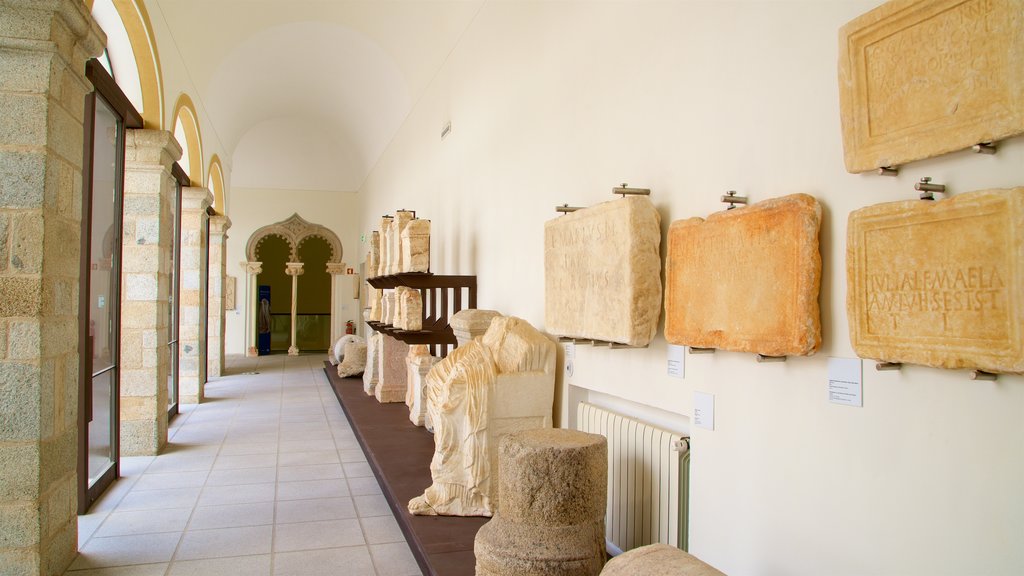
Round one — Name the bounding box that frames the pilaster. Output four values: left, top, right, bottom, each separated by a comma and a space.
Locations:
0, 1, 104, 574
177, 187, 212, 404
120, 129, 181, 455
206, 215, 230, 379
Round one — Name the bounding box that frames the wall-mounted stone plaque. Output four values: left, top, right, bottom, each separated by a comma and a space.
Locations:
544, 196, 662, 347
848, 187, 1024, 373
665, 194, 822, 357
838, 0, 1024, 173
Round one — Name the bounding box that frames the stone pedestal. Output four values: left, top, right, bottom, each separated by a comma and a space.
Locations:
402, 218, 431, 273
599, 544, 726, 576
178, 187, 212, 404
375, 334, 410, 403
475, 429, 607, 576
206, 215, 231, 379
120, 129, 182, 456
363, 332, 382, 395
450, 309, 502, 347
405, 346, 439, 427
0, 2, 103, 573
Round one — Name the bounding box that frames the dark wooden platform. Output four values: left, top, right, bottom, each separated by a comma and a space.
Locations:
323, 363, 487, 576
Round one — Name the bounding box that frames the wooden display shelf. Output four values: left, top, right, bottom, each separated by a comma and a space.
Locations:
365, 273, 477, 358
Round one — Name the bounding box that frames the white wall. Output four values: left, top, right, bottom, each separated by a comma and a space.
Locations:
223, 187, 361, 355
357, 2, 1024, 575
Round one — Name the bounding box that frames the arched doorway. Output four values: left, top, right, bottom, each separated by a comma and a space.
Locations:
242, 214, 346, 356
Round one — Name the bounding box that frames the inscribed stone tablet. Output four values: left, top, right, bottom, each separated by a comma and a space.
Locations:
847, 188, 1024, 373
544, 196, 661, 347
838, 0, 1024, 173
664, 194, 822, 357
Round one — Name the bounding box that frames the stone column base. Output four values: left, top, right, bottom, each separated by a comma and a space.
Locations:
288, 346, 300, 356
247, 346, 259, 357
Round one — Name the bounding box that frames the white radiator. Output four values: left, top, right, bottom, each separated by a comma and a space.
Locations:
576, 402, 690, 552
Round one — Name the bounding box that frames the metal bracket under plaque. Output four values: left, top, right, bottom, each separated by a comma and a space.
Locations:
721, 190, 748, 210
613, 183, 651, 197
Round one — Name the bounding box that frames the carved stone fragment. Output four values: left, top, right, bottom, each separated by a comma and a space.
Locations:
337, 342, 368, 378
390, 210, 414, 275
544, 196, 662, 347
402, 218, 431, 273
847, 187, 1024, 373
396, 286, 423, 331
600, 544, 726, 576
368, 231, 380, 278
474, 429, 607, 576
665, 194, 822, 357
368, 288, 383, 322
409, 316, 556, 517
363, 332, 382, 395
378, 216, 393, 277
381, 292, 396, 326
406, 345, 439, 427
376, 334, 411, 403
838, 0, 1024, 173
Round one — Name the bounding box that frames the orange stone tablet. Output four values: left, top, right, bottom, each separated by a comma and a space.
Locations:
847, 188, 1024, 373
838, 0, 1024, 173
544, 196, 662, 347
664, 194, 822, 357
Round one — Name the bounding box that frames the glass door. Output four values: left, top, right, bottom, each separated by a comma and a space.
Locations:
79, 91, 124, 513
167, 176, 182, 418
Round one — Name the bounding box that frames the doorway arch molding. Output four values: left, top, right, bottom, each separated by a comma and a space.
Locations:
246, 213, 343, 263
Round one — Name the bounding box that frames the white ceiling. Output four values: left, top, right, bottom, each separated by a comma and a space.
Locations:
150, 0, 483, 192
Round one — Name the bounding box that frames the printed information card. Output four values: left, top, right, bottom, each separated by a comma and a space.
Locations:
828, 357, 863, 407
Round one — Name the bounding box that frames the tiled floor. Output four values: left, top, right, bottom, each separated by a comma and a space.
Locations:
66, 354, 422, 576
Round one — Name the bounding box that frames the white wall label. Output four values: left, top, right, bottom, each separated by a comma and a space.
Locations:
667, 344, 685, 379
828, 357, 863, 407
563, 341, 575, 379
694, 391, 714, 430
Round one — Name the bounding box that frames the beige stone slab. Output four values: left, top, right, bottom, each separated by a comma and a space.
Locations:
544, 196, 661, 347
847, 187, 1024, 373
838, 0, 1024, 173
665, 194, 822, 357
401, 218, 430, 273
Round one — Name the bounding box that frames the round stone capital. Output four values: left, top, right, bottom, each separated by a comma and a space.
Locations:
285, 262, 305, 276
326, 263, 349, 275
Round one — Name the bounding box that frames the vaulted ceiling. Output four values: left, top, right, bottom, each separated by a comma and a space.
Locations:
149, 0, 483, 192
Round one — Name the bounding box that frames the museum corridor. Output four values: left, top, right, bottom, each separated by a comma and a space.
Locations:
65, 354, 418, 576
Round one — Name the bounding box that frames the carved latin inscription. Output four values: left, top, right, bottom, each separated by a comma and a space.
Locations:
544, 196, 662, 347
838, 0, 1024, 173
847, 188, 1024, 373
664, 194, 822, 356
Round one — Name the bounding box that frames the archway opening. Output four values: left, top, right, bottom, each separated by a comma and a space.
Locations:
254, 235, 290, 353
297, 236, 333, 351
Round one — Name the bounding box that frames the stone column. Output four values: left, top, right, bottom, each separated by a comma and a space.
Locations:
177, 187, 212, 404
285, 262, 304, 356
0, 2, 103, 573
326, 262, 347, 344
241, 261, 261, 357
475, 429, 608, 576
206, 215, 230, 379
120, 129, 181, 456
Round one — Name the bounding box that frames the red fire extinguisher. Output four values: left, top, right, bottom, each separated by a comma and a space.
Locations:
345, 320, 354, 335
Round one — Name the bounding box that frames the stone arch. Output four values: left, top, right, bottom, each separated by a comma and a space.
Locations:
245, 213, 343, 264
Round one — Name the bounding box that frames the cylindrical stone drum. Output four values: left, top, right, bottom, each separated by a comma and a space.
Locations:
475, 428, 607, 576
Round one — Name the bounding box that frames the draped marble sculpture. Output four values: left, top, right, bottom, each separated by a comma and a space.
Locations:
409, 316, 556, 517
